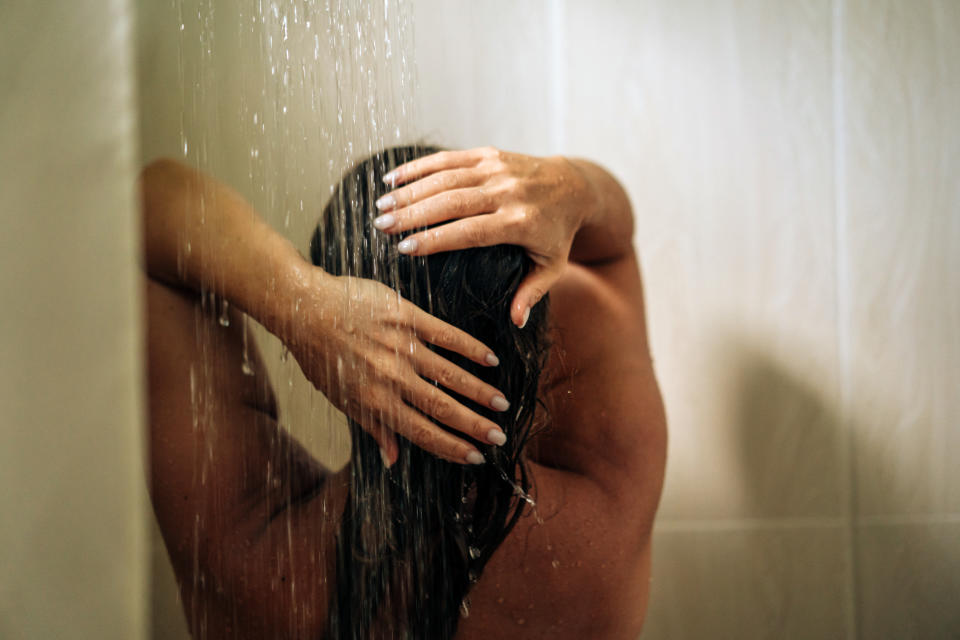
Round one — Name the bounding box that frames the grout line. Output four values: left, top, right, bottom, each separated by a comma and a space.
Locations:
653, 517, 846, 533
857, 513, 960, 526
549, 0, 565, 154
652, 512, 960, 534
832, 1, 858, 638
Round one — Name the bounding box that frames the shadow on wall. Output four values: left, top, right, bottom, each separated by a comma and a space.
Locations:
728, 339, 960, 638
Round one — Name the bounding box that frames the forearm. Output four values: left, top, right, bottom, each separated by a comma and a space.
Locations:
568, 159, 635, 264
140, 158, 311, 336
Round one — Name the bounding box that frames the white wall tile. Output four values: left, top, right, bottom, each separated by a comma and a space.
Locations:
843, 0, 960, 516
563, 0, 842, 520
643, 525, 849, 639
855, 521, 960, 639
412, 0, 554, 153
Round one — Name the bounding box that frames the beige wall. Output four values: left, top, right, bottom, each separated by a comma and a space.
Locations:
0, 1, 147, 639
138, 0, 959, 637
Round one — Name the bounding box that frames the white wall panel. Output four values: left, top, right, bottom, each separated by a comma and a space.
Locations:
842, 0, 960, 518
412, 0, 555, 153
644, 525, 848, 639
0, 1, 147, 638
563, 0, 842, 522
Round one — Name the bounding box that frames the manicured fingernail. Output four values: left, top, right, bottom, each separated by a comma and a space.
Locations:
487, 428, 507, 446
379, 447, 393, 468
373, 213, 396, 230
383, 170, 398, 186
485, 352, 500, 367
490, 395, 510, 412
375, 194, 395, 210
397, 238, 418, 254
465, 450, 486, 465
519, 307, 530, 329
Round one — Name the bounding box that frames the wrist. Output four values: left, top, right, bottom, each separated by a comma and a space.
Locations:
566, 158, 605, 231
250, 244, 321, 344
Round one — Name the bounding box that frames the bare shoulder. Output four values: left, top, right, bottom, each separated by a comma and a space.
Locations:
458, 252, 668, 639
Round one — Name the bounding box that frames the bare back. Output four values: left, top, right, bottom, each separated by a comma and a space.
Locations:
146, 249, 665, 638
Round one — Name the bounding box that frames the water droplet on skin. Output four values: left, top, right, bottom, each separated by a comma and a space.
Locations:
218, 300, 230, 326
552, 559, 560, 569
468, 546, 481, 559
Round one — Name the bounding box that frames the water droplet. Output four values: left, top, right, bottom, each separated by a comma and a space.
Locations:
552, 559, 560, 569
468, 546, 481, 560
460, 597, 470, 618
218, 300, 230, 326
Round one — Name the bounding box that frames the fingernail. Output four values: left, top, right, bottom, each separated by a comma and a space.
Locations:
373, 213, 396, 230
379, 447, 393, 468
485, 352, 500, 367
383, 170, 398, 186
465, 450, 486, 465
490, 395, 510, 412
397, 238, 418, 254
487, 428, 507, 446
520, 307, 530, 329
375, 194, 395, 211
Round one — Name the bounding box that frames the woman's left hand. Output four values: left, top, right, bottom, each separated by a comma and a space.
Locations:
371, 147, 594, 327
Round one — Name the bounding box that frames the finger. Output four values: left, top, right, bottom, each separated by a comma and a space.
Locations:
396, 213, 508, 257
511, 264, 562, 328
355, 400, 400, 467
369, 425, 399, 468
374, 168, 484, 213
383, 148, 485, 187
417, 349, 510, 414
390, 404, 487, 465
376, 188, 493, 234
411, 308, 501, 367
403, 380, 507, 447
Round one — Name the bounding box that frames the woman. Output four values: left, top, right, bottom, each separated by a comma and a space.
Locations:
143, 145, 666, 638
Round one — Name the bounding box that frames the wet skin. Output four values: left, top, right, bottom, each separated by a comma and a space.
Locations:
145, 149, 666, 638
147, 251, 665, 639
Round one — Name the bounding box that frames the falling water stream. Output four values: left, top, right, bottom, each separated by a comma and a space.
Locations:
166, 1, 538, 637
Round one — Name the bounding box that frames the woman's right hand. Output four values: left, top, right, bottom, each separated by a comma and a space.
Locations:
283, 270, 511, 467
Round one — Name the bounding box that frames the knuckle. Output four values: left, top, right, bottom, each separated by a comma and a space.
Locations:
467, 222, 487, 245
437, 367, 456, 388
410, 422, 436, 448
472, 419, 488, 438
434, 328, 456, 347
430, 397, 453, 420
454, 193, 471, 215
440, 171, 458, 189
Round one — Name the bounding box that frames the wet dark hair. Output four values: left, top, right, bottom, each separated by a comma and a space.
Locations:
310, 145, 549, 639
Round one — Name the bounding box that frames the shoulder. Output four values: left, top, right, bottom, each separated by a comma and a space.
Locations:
540, 253, 666, 491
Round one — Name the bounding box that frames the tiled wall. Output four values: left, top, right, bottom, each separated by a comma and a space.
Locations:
416, 0, 960, 637
0, 1, 147, 638
139, 0, 959, 637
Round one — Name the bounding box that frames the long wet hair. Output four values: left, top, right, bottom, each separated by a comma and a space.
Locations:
310, 145, 549, 639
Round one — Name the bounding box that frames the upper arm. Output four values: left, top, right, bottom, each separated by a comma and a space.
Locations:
533, 251, 667, 492
145, 276, 345, 637
455, 252, 667, 637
